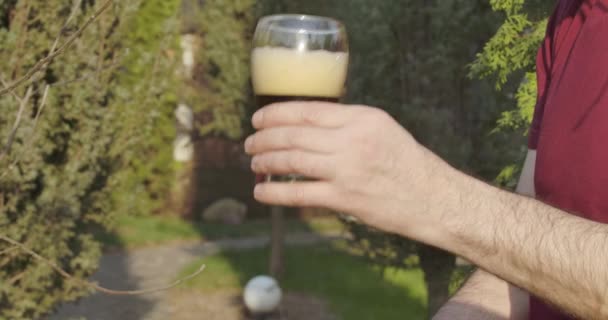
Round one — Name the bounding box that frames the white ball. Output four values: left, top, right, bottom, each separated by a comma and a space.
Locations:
243, 275, 282, 314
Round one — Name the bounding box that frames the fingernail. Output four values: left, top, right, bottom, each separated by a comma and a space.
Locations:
254, 184, 261, 197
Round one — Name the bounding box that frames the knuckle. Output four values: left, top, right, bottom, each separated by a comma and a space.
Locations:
301, 107, 323, 125
347, 107, 389, 131
287, 152, 303, 172
369, 109, 391, 125
267, 153, 281, 172
285, 127, 302, 148
364, 107, 390, 122
332, 185, 355, 207
291, 185, 307, 206
302, 157, 317, 178
350, 105, 368, 112
289, 152, 317, 177
354, 131, 377, 156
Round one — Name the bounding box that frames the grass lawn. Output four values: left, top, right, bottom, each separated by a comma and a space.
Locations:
96, 214, 344, 249
178, 242, 428, 320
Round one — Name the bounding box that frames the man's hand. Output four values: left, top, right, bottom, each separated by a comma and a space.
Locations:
245, 102, 608, 320
245, 102, 455, 241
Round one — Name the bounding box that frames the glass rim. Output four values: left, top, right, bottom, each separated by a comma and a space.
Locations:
257, 14, 344, 35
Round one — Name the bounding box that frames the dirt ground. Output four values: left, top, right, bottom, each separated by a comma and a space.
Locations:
48, 234, 343, 320
167, 289, 338, 320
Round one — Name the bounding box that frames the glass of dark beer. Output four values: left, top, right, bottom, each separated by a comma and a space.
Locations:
252, 14, 349, 181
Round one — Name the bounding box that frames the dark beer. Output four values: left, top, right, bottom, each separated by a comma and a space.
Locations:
251, 47, 348, 181
255, 95, 339, 110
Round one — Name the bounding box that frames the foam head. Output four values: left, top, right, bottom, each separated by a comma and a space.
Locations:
251, 47, 348, 98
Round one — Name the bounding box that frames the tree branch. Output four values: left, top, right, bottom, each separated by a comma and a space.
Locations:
0, 74, 24, 103
0, 87, 33, 160
0, 234, 206, 296
0, 85, 48, 178
1, 60, 122, 179
0, 0, 114, 97
0, 245, 19, 256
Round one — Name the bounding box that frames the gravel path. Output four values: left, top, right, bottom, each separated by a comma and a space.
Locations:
48, 233, 342, 320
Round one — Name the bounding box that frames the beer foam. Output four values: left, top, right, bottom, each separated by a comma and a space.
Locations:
251, 47, 348, 97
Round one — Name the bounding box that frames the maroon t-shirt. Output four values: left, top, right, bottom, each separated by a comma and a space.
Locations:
528, 0, 608, 318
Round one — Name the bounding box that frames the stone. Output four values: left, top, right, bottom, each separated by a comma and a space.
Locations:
173, 134, 193, 162
202, 198, 247, 225
180, 34, 199, 79
175, 103, 194, 131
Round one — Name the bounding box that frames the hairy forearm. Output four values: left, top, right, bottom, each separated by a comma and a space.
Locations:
429, 169, 608, 319
434, 270, 510, 319
434, 150, 534, 320
434, 270, 527, 320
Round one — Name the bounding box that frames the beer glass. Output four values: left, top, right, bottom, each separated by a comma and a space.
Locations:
251, 14, 349, 181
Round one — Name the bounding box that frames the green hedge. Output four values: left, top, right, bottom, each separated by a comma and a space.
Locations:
0, 0, 180, 318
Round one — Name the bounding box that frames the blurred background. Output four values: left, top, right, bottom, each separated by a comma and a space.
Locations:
0, 0, 552, 319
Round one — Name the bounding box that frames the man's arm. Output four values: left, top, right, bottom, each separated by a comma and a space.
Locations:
246, 103, 608, 319
434, 271, 528, 319
434, 150, 536, 320
436, 156, 608, 320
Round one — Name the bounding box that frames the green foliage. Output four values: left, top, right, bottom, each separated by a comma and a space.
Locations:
181, 0, 256, 140
470, 0, 552, 185
0, 0, 180, 318
471, 0, 551, 130
180, 243, 428, 319
0, 0, 553, 317
448, 265, 476, 295
495, 164, 521, 189
97, 213, 343, 249
493, 73, 537, 131
470, 15, 544, 87
108, 0, 181, 217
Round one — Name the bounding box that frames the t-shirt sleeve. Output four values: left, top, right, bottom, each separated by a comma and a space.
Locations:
528, 21, 555, 150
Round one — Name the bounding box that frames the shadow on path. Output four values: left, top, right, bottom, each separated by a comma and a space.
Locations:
47, 233, 341, 320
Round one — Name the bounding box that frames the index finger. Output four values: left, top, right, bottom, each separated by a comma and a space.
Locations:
253, 101, 353, 129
